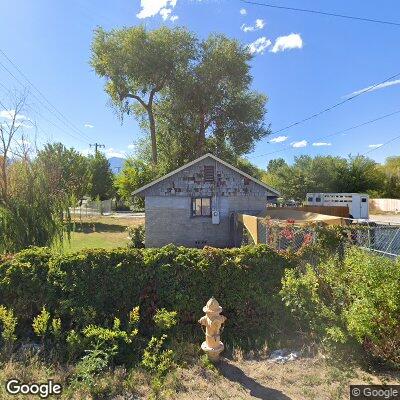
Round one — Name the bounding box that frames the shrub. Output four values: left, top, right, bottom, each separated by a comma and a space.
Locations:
32, 307, 51, 339
142, 334, 175, 377
0, 305, 17, 345
153, 309, 177, 331
73, 343, 116, 386
281, 247, 400, 367
83, 318, 134, 348
127, 225, 145, 249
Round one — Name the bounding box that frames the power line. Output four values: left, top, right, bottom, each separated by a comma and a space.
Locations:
0, 52, 94, 144
240, 0, 400, 27
363, 133, 400, 155
270, 71, 400, 136
0, 79, 90, 145
0, 49, 94, 142
250, 108, 400, 159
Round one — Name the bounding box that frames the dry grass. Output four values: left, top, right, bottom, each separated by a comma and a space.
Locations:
0, 353, 398, 400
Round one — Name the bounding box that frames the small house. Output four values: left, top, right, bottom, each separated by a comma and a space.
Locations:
133, 153, 280, 248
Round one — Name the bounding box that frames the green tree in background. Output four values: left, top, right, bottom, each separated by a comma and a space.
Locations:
36, 143, 89, 204
87, 152, 115, 201
335, 155, 384, 194
115, 158, 158, 208
380, 156, 400, 198
91, 26, 196, 164
264, 155, 383, 201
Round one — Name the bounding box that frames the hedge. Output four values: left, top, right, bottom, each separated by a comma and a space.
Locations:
0, 245, 294, 344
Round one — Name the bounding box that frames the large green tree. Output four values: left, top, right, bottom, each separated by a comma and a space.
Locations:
92, 27, 269, 170
87, 152, 115, 201
91, 26, 196, 164
36, 143, 89, 203
154, 34, 269, 167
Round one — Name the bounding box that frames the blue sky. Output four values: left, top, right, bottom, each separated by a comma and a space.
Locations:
0, 0, 399, 169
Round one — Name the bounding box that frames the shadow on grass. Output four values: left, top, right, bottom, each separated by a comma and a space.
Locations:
218, 359, 292, 400
71, 222, 127, 234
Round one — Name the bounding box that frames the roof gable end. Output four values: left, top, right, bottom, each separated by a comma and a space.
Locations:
132, 153, 280, 196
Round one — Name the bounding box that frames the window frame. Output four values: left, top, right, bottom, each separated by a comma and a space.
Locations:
191, 197, 212, 218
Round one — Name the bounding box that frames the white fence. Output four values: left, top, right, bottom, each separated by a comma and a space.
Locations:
69, 199, 114, 217
370, 198, 400, 213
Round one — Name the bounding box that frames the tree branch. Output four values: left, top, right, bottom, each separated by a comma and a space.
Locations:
125, 93, 148, 110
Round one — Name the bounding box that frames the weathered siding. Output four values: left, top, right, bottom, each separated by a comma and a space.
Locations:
142, 156, 277, 248
141, 157, 275, 198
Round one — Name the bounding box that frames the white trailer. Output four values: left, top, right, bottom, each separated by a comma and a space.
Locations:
305, 193, 369, 219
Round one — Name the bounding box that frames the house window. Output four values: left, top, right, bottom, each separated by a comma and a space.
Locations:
316, 197, 321, 203
361, 198, 367, 203
192, 197, 212, 217
204, 166, 215, 182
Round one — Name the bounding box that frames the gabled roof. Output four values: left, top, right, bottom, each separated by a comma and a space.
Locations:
132, 153, 280, 196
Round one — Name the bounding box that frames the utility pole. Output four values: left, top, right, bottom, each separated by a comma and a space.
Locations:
90, 143, 105, 154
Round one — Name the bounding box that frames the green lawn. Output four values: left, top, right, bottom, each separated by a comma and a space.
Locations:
62, 216, 144, 252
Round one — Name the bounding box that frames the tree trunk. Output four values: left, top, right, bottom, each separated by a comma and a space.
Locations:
148, 108, 158, 165
198, 113, 206, 157
1, 157, 7, 202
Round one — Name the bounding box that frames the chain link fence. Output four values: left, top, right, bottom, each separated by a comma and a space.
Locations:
260, 220, 400, 259
69, 199, 115, 217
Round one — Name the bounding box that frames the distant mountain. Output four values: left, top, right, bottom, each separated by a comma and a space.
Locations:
108, 157, 125, 174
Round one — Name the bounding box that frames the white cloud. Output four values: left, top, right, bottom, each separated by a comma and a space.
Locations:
270, 135, 288, 143
105, 148, 127, 159
345, 79, 400, 98
240, 8, 247, 15
241, 19, 265, 33
255, 19, 265, 29
248, 37, 272, 55
79, 147, 127, 158
0, 109, 28, 121
271, 33, 303, 53
84, 123, 94, 129
241, 24, 254, 33
368, 144, 383, 149
137, 0, 178, 21
312, 142, 332, 147
291, 140, 307, 148
127, 144, 136, 150
160, 7, 172, 20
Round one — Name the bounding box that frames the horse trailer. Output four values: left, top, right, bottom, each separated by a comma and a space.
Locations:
305, 193, 369, 219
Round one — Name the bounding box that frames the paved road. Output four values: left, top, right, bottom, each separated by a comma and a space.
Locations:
369, 214, 400, 224
112, 212, 145, 219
